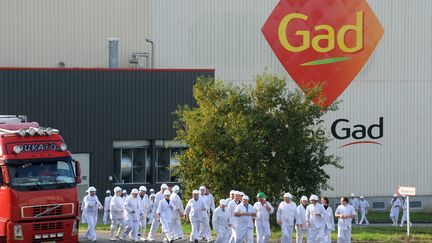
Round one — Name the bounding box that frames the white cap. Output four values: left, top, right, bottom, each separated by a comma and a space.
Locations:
164, 190, 171, 196
114, 187, 122, 193
310, 195, 319, 201
131, 188, 139, 194
88, 187, 97, 192
193, 190, 200, 194
300, 196, 308, 201
161, 184, 168, 189
393, 194, 397, 197
360, 196, 364, 199
230, 190, 236, 195
239, 191, 245, 196
242, 195, 250, 201
106, 190, 111, 194
284, 193, 293, 198
173, 185, 180, 193
139, 186, 147, 192
351, 193, 355, 197
199, 186, 206, 191
122, 190, 127, 194
150, 194, 156, 198
220, 199, 227, 205
234, 191, 242, 195
150, 188, 155, 192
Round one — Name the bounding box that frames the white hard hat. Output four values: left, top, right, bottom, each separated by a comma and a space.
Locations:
393, 194, 397, 197
131, 188, 139, 194
173, 185, 180, 193
88, 187, 97, 192
351, 193, 355, 197
199, 186, 206, 191
230, 190, 236, 195
283, 193, 293, 199
193, 190, 200, 194
300, 196, 308, 201
360, 196, 364, 199
220, 199, 227, 206
164, 190, 171, 196
139, 186, 147, 192
161, 184, 168, 189
239, 191, 245, 196
150, 188, 155, 192
122, 190, 127, 194
114, 187, 122, 193
242, 195, 250, 201
106, 190, 111, 194
234, 191, 242, 195
309, 195, 319, 201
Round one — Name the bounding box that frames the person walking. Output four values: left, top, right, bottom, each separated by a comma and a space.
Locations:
277, 193, 301, 243
103, 190, 113, 225
109, 186, 126, 241
157, 190, 176, 243
400, 196, 412, 227
296, 196, 308, 243
138, 186, 149, 241
254, 192, 274, 243
233, 195, 256, 243
321, 197, 335, 243
199, 186, 214, 242
390, 194, 401, 226
212, 199, 230, 243
171, 185, 185, 240
184, 190, 206, 243
335, 197, 356, 243
227, 191, 242, 243
83, 186, 103, 242
349, 193, 359, 225
358, 196, 370, 225
305, 195, 325, 243
148, 183, 169, 241
123, 189, 141, 241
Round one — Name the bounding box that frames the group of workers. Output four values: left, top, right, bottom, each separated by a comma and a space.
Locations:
390, 194, 412, 227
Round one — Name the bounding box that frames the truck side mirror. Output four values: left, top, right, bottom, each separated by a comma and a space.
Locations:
72, 159, 82, 184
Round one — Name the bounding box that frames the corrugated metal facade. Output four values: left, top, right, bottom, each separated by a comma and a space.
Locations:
0, 68, 214, 194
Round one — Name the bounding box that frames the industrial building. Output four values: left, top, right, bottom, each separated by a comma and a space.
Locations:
0, 0, 431, 211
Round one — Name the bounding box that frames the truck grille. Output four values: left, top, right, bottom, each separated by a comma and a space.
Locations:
21, 203, 74, 219
34, 222, 63, 231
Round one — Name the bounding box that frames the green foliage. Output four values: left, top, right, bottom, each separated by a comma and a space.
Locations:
174, 74, 341, 203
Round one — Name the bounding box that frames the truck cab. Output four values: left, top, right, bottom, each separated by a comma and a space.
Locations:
0, 116, 81, 243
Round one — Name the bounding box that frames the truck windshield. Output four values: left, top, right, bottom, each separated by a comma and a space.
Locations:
7, 159, 76, 191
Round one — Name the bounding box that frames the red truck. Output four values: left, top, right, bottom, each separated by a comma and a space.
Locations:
0, 116, 81, 243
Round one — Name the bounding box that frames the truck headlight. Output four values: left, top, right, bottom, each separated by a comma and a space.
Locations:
14, 224, 24, 240
72, 220, 78, 236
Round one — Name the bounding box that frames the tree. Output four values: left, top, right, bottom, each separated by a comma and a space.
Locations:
174, 73, 341, 203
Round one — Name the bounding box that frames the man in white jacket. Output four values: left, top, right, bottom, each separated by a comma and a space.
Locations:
400, 196, 412, 227
390, 194, 401, 226
233, 195, 256, 243
138, 186, 149, 241
109, 187, 125, 241
184, 190, 206, 243
305, 195, 325, 243
335, 197, 356, 243
171, 185, 184, 240
226, 190, 236, 205
158, 190, 176, 243
212, 199, 230, 243
83, 186, 103, 242
277, 193, 301, 243
123, 189, 141, 241
228, 191, 242, 243
358, 196, 370, 225
199, 186, 214, 242
148, 183, 169, 241
103, 190, 113, 225
321, 197, 335, 243
254, 192, 274, 243
349, 193, 359, 225
296, 196, 308, 243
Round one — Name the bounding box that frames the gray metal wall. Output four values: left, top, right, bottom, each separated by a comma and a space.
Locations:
0, 68, 214, 192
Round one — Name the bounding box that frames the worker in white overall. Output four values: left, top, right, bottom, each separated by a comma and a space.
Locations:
109, 186, 126, 241
148, 183, 168, 241
305, 195, 325, 243
358, 196, 370, 225
138, 186, 149, 241
184, 190, 206, 243
233, 195, 256, 243
254, 192, 274, 243
400, 196, 412, 227
335, 197, 356, 243
277, 193, 301, 243
296, 196, 308, 243
321, 197, 335, 243
390, 194, 401, 226
158, 190, 176, 243
349, 193, 359, 225
226, 190, 236, 205
123, 188, 141, 241
227, 191, 242, 243
83, 186, 103, 242
199, 186, 214, 242
212, 199, 230, 243
103, 190, 112, 225
170, 185, 184, 240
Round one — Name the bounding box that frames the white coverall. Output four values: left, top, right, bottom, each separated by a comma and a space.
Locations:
138, 194, 149, 240
147, 196, 155, 225
358, 200, 369, 225
212, 207, 230, 243
254, 201, 274, 243
390, 198, 401, 225
233, 203, 255, 243
148, 191, 164, 240
277, 201, 299, 243
349, 198, 359, 225
227, 200, 241, 243
296, 204, 307, 243
305, 203, 326, 243
400, 198, 411, 226
170, 192, 185, 239
323, 206, 335, 243
199, 194, 214, 241
123, 196, 142, 241
335, 204, 356, 243
185, 198, 205, 242
158, 199, 176, 242
103, 195, 112, 224
83, 195, 100, 241
110, 195, 126, 239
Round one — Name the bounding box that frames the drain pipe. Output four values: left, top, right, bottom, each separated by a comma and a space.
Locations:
145, 39, 154, 68
108, 37, 120, 68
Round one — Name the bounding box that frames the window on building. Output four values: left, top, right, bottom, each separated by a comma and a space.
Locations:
155, 147, 185, 183
410, 201, 422, 209
113, 141, 151, 184
372, 202, 386, 210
